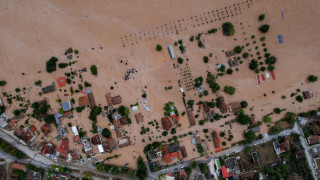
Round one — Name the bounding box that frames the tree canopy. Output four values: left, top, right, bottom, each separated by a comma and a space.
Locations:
224, 86, 236, 95
136, 156, 147, 180
222, 22, 235, 36
90, 65, 98, 76
44, 114, 55, 124
118, 105, 130, 117
156, 44, 162, 51
0, 81, 7, 86
102, 128, 111, 138
46, 57, 58, 73
259, 24, 270, 33
234, 46, 242, 54
240, 101, 248, 108
245, 130, 256, 141
194, 76, 203, 88
258, 14, 265, 21
308, 75, 318, 82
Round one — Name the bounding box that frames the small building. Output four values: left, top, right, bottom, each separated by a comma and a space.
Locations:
310, 146, 320, 157
117, 116, 128, 126
309, 122, 320, 135
40, 124, 52, 135
148, 148, 163, 161
28, 170, 42, 180
249, 115, 257, 127
57, 139, 69, 159
245, 126, 261, 134
180, 146, 188, 158
118, 137, 131, 148
42, 82, 56, 94
20, 127, 36, 144
98, 144, 104, 153
105, 92, 113, 106
302, 90, 313, 99
102, 139, 118, 152
86, 89, 96, 108
56, 77, 67, 88
273, 140, 290, 156
8, 119, 16, 130
297, 116, 308, 126
61, 101, 72, 112
197, 84, 205, 94
221, 166, 230, 179
58, 125, 68, 136
11, 163, 26, 171
68, 149, 80, 161
134, 112, 144, 124
228, 60, 239, 68
54, 113, 63, 125
167, 45, 176, 59
218, 96, 228, 114
132, 106, 138, 112
161, 117, 172, 131
113, 119, 122, 138
186, 106, 195, 126
73, 135, 81, 145
71, 126, 79, 136
314, 157, 320, 169
91, 134, 102, 145
228, 102, 242, 113
211, 131, 221, 149
112, 96, 122, 105
308, 135, 320, 145
41, 142, 56, 155
78, 96, 89, 107
81, 137, 93, 155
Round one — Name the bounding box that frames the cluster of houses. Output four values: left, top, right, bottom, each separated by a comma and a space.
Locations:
148, 142, 187, 164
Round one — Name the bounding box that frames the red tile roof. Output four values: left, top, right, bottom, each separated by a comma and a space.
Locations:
221, 166, 230, 178
58, 139, 69, 157
171, 152, 178, 158
56, 77, 67, 88
162, 154, 172, 163
78, 96, 89, 107
134, 113, 144, 124
161, 117, 172, 131
41, 124, 51, 135
30, 125, 36, 133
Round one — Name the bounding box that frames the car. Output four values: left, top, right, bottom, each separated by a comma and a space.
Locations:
206, 156, 210, 159
181, 166, 184, 169
174, 168, 178, 171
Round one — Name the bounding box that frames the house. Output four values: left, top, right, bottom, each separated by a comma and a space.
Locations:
211, 131, 221, 149
225, 49, 236, 57
42, 82, 56, 94
225, 157, 239, 175
310, 146, 320, 157
273, 140, 290, 156
132, 106, 138, 112
309, 122, 320, 135
57, 139, 69, 159
68, 149, 80, 161
112, 96, 122, 105
98, 144, 104, 153
314, 157, 320, 169
91, 134, 102, 145
61, 101, 72, 112
58, 125, 68, 136
161, 117, 172, 131
28, 170, 42, 180
73, 136, 81, 144
245, 126, 261, 134
56, 77, 67, 88
197, 84, 205, 94
14, 128, 24, 137
202, 102, 215, 120
41, 142, 56, 155
228, 102, 242, 113
102, 139, 118, 152
86, 89, 96, 108
167, 142, 180, 153
105, 92, 113, 106
54, 113, 63, 125
221, 166, 230, 179
218, 96, 228, 113
113, 119, 122, 138
302, 90, 313, 99
11, 163, 26, 171
240, 171, 255, 180
148, 148, 163, 161
167, 45, 176, 59
8, 119, 16, 130
228, 60, 239, 68
78, 96, 89, 107
249, 115, 257, 127
20, 127, 36, 144
308, 135, 320, 145
186, 106, 195, 126
81, 137, 93, 155
0, 113, 8, 128
71, 126, 79, 135
40, 124, 52, 135
161, 142, 181, 163
117, 116, 128, 126
180, 146, 188, 158
207, 159, 218, 179
118, 137, 131, 148
134, 112, 144, 124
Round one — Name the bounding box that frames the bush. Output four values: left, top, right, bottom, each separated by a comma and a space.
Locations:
203, 56, 209, 63
245, 131, 256, 141
308, 75, 318, 82
90, 65, 98, 76
58, 63, 68, 69
102, 128, 111, 138
265, 56, 277, 64
162, 131, 168, 136
203, 90, 209, 96
194, 76, 203, 88
0, 81, 7, 86
234, 46, 242, 54
259, 24, 270, 33
296, 95, 303, 103
258, 14, 265, 21
208, 28, 217, 34
34, 80, 42, 86
249, 59, 258, 70
242, 52, 249, 58
178, 57, 183, 64
67, 122, 72, 127
136, 156, 147, 180
65, 47, 73, 55
224, 86, 235, 95
187, 100, 194, 106
190, 36, 194, 42
222, 22, 235, 36
274, 108, 281, 114
226, 68, 233, 75
240, 101, 248, 108
198, 40, 204, 48
197, 144, 204, 153
267, 65, 275, 71
263, 116, 272, 123
156, 44, 162, 51
260, 66, 266, 71
46, 57, 58, 73
74, 50, 79, 54
260, 37, 266, 41
220, 132, 225, 137
84, 81, 91, 87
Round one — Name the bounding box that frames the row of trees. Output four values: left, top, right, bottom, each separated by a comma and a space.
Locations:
0, 140, 25, 159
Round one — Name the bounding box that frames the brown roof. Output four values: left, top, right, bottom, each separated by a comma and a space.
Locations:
211, 131, 220, 148
280, 140, 290, 152
41, 124, 52, 135
218, 96, 228, 113
21, 128, 34, 143
102, 139, 118, 151
195, 135, 201, 144
240, 171, 255, 179
249, 115, 257, 127
112, 96, 122, 105
41, 143, 56, 155
161, 117, 172, 131
73, 135, 81, 144
180, 146, 188, 158
177, 150, 183, 160
117, 116, 128, 126
162, 146, 169, 155
113, 120, 122, 138
309, 122, 320, 135
78, 96, 89, 107
87, 92, 96, 108
68, 149, 80, 161
308, 135, 320, 145
186, 106, 195, 126
8, 119, 16, 130
229, 102, 242, 113
118, 137, 131, 148
134, 113, 144, 124
85, 149, 94, 155
315, 158, 320, 169
203, 102, 210, 113
303, 90, 313, 99
14, 128, 24, 137
11, 163, 26, 171
91, 135, 102, 145
105, 93, 113, 106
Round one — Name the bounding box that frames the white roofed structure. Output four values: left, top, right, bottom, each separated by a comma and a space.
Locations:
167, 45, 176, 59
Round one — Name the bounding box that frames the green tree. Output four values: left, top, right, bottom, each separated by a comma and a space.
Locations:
240, 101, 248, 108
0, 81, 7, 86
34, 80, 42, 86
162, 131, 168, 136
226, 68, 233, 74
136, 156, 147, 180
170, 128, 176, 134
237, 113, 251, 125
245, 146, 252, 153
265, 56, 277, 64
234, 46, 242, 54
296, 95, 303, 103
0, 106, 5, 114
258, 14, 265, 21
58, 63, 68, 69
222, 22, 235, 36
89, 107, 102, 121
267, 65, 275, 71
102, 128, 111, 138
224, 86, 236, 95
242, 52, 249, 58
245, 130, 256, 141
203, 90, 209, 96
44, 114, 55, 124
274, 108, 281, 114
177, 57, 183, 64
156, 44, 162, 51
118, 106, 130, 117
187, 100, 194, 106
85, 172, 92, 179
196, 144, 204, 154
272, 126, 281, 134
308, 75, 318, 82
283, 112, 296, 125
203, 56, 209, 63
194, 76, 203, 88
263, 116, 272, 123
219, 132, 225, 137
249, 59, 258, 70
90, 65, 98, 76
46, 57, 58, 73
259, 24, 270, 33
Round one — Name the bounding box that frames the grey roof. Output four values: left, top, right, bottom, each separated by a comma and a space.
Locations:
148, 149, 159, 159
61, 101, 71, 111
167, 141, 180, 153
225, 157, 238, 170
42, 82, 56, 94
167, 45, 176, 59
310, 146, 320, 157
246, 126, 261, 133
54, 113, 63, 125
58, 126, 67, 135
28, 170, 41, 180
